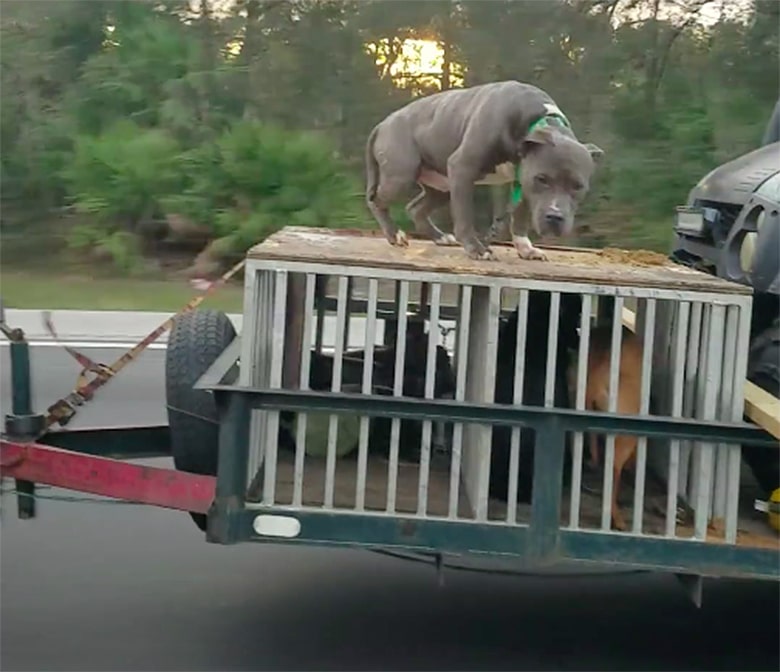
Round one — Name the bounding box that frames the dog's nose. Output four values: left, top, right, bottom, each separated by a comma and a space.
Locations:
544, 212, 565, 232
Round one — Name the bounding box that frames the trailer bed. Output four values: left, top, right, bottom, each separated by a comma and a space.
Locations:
246, 444, 780, 552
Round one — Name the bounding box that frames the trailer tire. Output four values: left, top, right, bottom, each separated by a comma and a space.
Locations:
743, 318, 780, 495
165, 308, 236, 531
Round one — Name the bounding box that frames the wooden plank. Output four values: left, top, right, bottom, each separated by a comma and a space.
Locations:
744, 381, 780, 440
249, 227, 750, 295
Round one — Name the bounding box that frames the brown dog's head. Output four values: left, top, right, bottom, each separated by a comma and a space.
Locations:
518, 127, 604, 238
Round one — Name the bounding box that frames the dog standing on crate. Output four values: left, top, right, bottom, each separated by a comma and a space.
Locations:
568, 324, 644, 531
364, 80, 604, 261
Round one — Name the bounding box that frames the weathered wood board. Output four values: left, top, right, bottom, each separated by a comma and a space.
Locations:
248, 227, 752, 295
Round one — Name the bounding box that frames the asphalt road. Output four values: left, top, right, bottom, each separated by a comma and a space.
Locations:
1, 346, 779, 671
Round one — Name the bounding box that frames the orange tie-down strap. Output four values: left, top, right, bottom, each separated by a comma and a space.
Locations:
0, 439, 216, 513
39, 259, 246, 436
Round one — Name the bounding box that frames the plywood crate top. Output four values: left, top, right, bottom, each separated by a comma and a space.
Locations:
248, 227, 751, 294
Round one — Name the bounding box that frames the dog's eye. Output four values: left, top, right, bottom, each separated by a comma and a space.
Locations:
535, 174, 551, 187
571, 181, 584, 192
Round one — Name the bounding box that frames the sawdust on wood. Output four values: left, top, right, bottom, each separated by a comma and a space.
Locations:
597, 247, 670, 267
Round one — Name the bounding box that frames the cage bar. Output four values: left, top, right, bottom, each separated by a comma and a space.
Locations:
601, 295, 625, 531
632, 298, 656, 533
355, 278, 379, 511
568, 293, 593, 529
506, 289, 530, 525
665, 301, 691, 537
386, 280, 410, 514
543, 291, 561, 408
713, 305, 738, 525
448, 284, 472, 519
726, 300, 752, 543
292, 273, 317, 507
261, 270, 289, 505
417, 282, 442, 516
324, 276, 349, 508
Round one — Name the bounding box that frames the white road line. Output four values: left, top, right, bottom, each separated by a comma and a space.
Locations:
0, 341, 169, 350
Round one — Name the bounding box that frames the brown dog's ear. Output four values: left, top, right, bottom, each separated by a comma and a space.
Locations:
584, 142, 604, 163
520, 126, 555, 157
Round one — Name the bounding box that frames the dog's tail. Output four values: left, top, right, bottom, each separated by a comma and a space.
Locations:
364, 124, 381, 204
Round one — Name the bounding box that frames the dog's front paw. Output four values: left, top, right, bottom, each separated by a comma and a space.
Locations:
391, 230, 409, 247
434, 233, 458, 246
513, 235, 547, 261
612, 513, 629, 532
465, 243, 496, 261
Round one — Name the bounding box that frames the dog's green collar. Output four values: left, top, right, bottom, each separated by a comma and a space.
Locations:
511, 112, 571, 206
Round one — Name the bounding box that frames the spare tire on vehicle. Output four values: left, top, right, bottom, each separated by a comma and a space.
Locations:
165, 308, 236, 531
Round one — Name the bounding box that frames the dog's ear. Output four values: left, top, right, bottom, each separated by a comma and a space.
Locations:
520, 127, 555, 157
584, 142, 604, 163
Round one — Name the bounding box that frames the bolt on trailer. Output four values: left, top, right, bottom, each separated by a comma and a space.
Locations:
2, 227, 778, 599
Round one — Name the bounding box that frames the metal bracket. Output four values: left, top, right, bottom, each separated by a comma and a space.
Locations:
193, 336, 242, 391
5, 414, 46, 440
676, 573, 704, 608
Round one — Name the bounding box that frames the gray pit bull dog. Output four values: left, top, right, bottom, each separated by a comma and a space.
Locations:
365, 80, 604, 261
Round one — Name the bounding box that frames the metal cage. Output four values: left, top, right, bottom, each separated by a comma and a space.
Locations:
199, 227, 778, 580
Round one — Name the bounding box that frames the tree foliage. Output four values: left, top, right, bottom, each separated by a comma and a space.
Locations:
0, 0, 776, 271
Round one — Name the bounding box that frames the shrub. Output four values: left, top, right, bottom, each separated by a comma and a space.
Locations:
63, 120, 183, 228
162, 119, 370, 260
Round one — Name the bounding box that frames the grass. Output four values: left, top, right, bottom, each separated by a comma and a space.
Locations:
1, 271, 245, 313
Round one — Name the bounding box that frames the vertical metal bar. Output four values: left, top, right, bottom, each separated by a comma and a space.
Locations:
386, 280, 409, 513
8, 339, 36, 518
506, 289, 529, 525
208, 391, 252, 544
262, 270, 289, 506
569, 293, 593, 529
680, 302, 703, 500
632, 298, 656, 533
601, 295, 624, 530
324, 276, 349, 508
239, 266, 259, 485
448, 284, 472, 518
293, 273, 317, 507
529, 420, 566, 561
714, 305, 738, 527
726, 300, 751, 543
238, 264, 259, 387
356, 278, 379, 511
418, 282, 430, 319
475, 285, 501, 521
343, 277, 353, 352
417, 283, 441, 516
666, 301, 690, 537
384, 280, 401, 348
544, 292, 561, 408
245, 269, 269, 490
694, 304, 725, 539
690, 304, 710, 514
314, 275, 326, 355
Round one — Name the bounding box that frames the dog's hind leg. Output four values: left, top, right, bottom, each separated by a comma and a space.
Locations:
367, 124, 423, 247
406, 186, 457, 246
610, 435, 637, 531
368, 177, 413, 247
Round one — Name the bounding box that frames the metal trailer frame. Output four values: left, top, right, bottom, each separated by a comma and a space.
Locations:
2, 228, 778, 591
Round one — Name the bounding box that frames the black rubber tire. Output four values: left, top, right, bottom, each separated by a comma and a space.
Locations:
743, 318, 780, 495
165, 309, 236, 531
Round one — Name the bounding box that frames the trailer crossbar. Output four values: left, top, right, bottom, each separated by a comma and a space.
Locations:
0, 440, 215, 514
